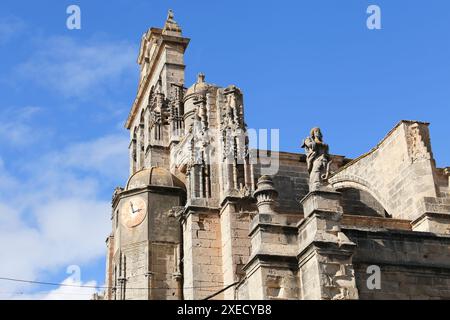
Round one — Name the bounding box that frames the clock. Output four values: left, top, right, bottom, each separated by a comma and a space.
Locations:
121, 196, 147, 228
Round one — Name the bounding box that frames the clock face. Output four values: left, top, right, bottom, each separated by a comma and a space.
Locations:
121, 196, 147, 228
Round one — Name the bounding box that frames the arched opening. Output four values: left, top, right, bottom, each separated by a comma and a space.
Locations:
339, 187, 390, 218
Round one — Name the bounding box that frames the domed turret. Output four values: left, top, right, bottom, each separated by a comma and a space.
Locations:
184, 73, 210, 99
183, 73, 214, 134
126, 167, 185, 190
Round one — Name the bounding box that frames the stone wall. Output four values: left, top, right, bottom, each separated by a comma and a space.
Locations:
120, 241, 148, 300
104, 235, 114, 300
258, 152, 309, 214
298, 252, 321, 299
148, 242, 182, 300
182, 210, 224, 300
340, 188, 387, 217
346, 228, 450, 299
435, 168, 450, 196
254, 151, 347, 214
145, 145, 171, 169
220, 200, 252, 299
147, 192, 182, 243
330, 121, 438, 220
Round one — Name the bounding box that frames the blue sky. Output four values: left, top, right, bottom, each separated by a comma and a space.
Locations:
0, 0, 449, 299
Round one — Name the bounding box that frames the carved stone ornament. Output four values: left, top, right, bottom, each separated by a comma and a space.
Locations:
301, 127, 332, 192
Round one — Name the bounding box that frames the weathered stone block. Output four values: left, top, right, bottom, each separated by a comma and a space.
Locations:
300, 190, 343, 218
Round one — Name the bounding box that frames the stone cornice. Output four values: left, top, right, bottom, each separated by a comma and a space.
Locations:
242, 253, 298, 274
112, 185, 185, 208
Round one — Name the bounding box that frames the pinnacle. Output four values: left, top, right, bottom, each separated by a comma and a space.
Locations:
163, 9, 182, 35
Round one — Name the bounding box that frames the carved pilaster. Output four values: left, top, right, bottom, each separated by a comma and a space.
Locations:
298, 190, 359, 300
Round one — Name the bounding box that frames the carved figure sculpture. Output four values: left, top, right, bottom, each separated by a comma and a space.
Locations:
301, 127, 331, 191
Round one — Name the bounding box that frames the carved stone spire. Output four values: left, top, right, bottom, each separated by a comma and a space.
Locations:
163, 9, 182, 36
253, 175, 278, 214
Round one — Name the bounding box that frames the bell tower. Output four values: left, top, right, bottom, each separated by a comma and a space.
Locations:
104, 11, 188, 301
126, 10, 190, 174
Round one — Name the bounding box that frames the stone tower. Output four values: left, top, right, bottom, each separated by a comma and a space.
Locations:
105, 10, 189, 300
105, 10, 256, 300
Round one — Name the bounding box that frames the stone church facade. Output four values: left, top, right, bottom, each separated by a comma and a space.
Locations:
103, 11, 450, 300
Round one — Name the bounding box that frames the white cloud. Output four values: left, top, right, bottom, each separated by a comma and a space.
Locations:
0, 106, 44, 147
42, 277, 99, 300
0, 157, 20, 192
0, 133, 129, 299
0, 16, 25, 45
0, 17, 133, 299
16, 36, 137, 99
4, 276, 99, 300
48, 133, 129, 178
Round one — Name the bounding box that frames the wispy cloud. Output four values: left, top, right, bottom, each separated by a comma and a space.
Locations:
0, 157, 19, 192
16, 36, 137, 100
0, 14, 134, 299
0, 106, 44, 147
0, 133, 128, 299
47, 134, 129, 178
0, 16, 25, 45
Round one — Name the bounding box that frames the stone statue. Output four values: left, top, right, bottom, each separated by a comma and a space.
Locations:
301, 127, 331, 191
223, 86, 242, 129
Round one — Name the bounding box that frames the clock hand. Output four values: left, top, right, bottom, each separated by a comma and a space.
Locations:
130, 202, 136, 213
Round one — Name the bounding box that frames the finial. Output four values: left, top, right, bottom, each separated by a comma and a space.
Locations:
253, 175, 278, 214
167, 9, 174, 21
197, 73, 205, 83
163, 9, 182, 35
